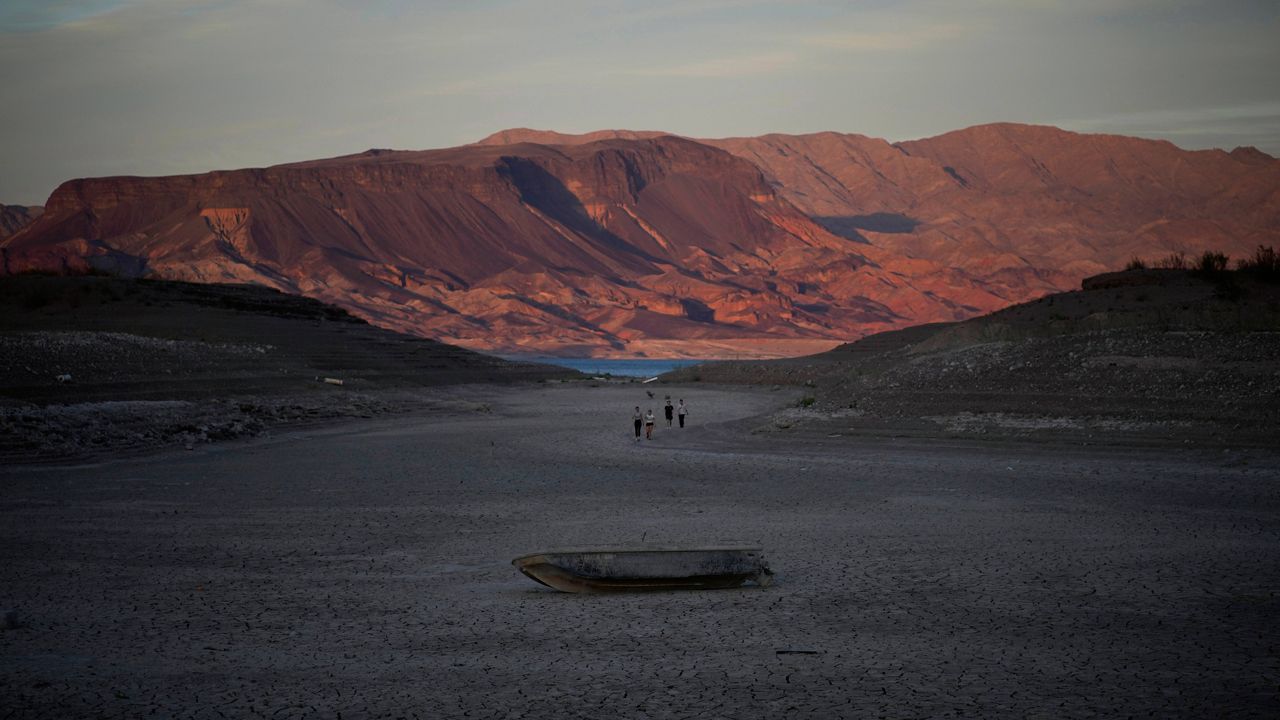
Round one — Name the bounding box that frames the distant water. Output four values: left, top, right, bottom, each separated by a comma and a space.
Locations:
514, 357, 705, 378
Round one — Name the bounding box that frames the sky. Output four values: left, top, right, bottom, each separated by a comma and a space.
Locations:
1, 0, 1278, 205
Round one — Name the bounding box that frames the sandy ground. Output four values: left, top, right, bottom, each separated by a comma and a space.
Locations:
2, 383, 1278, 718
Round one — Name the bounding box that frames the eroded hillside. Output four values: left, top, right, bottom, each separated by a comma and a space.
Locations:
668, 269, 1280, 447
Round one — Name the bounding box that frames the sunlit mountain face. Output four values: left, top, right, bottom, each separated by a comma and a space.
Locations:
5, 124, 1277, 358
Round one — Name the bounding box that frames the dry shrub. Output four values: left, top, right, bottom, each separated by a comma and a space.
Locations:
1154, 251, 1188, 270
1237, 246, 1279, 276
1196, 251, 1229, 273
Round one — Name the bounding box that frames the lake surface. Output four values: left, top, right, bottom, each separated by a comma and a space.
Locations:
514, 357, 706, 378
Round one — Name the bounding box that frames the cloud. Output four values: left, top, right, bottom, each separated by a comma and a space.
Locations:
596, 0, 779, 26
803, 22, 971, 51
1054, 102, 1280, 151
0, 0, 138, 32
629, 52, 799, 79
1062, 102, 1280, 128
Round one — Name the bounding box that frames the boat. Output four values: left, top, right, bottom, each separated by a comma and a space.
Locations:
512, 544, 773, 593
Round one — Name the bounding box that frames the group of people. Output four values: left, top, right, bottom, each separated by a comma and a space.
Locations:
633, 396, 687, 441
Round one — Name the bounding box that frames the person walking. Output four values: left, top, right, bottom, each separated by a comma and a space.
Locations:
677, 399, 687, 428
632, 406, 643, 442
664, 397, 674, 427
644, 408, 656, 439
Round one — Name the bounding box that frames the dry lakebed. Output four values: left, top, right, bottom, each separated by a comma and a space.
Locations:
2, 383, 1278, 718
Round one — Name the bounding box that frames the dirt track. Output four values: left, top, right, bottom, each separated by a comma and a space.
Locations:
2, 383, 1279, 718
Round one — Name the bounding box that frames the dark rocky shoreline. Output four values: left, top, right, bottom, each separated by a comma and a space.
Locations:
1, 276, 576, 462
668, 269, 1280, 449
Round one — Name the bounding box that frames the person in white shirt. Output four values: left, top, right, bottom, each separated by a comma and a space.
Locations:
644, 409, 656, 439
677, 399, 688, 428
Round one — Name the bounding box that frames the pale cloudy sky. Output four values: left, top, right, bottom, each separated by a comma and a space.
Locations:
1, 0, 1277, 204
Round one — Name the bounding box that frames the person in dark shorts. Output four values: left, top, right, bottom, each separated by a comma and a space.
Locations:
664, 397, 674, 427
677, 399, 687, 428
632, 406, 643, 441
644, 408, 656, 439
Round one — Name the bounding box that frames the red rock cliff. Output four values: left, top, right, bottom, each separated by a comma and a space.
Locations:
7, 125, 1277, 357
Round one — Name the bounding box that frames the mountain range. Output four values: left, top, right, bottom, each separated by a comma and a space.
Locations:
0, 204, 42, 240
3, 123, 1277, 357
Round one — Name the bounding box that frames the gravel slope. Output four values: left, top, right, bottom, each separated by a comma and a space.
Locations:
668, 269, 1280, 449
1, 276, 576, 462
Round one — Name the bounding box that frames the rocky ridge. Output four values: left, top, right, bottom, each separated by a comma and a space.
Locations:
502, 124, 1280, 310
5, 124, 1279, 357
1, 137, 983, 358
667, 269, 1280, 447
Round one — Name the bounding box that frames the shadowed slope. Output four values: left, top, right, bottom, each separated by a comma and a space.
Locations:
667, 268, 1280, 448
0, 204, 42, 239
0, 275, 576, 460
